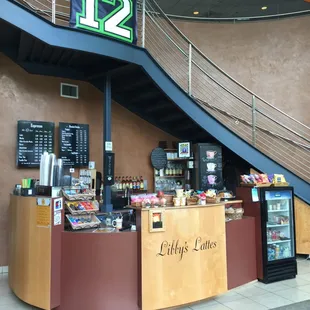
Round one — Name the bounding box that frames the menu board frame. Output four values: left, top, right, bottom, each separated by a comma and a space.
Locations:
58, 122, 89, 167
194, 143, 223, 191
16, 120, 55, 168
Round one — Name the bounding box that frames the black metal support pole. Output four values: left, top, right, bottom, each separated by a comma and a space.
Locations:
103, 74, 113, 212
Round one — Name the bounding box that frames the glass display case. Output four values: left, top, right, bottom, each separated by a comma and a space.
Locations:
265, 190, 295, 262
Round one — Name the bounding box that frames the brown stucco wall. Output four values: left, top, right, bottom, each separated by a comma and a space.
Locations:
174, 16, 310, 126
0, 53, 175, 266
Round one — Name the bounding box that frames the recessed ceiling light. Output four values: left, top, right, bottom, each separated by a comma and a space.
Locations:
193, 11, 199, 15
261, 6, 268, 10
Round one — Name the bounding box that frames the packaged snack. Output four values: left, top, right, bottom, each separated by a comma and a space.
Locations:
268, 174, 274, 183
249, 174, 256, 183
260, 174, 269, 183
273, 174, 286, 184
254, 174, 261, 182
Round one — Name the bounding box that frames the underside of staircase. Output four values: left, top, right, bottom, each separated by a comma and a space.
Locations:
1, 0, 310, 203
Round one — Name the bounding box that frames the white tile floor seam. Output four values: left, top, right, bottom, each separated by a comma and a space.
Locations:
0, 259, 309, 309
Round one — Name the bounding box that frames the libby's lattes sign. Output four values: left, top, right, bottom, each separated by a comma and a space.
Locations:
156, 237, 217, 261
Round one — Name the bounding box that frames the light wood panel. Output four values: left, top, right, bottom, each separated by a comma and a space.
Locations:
141, 204, 227, 310
8, 195, 51, 309
295, 197, 310, 254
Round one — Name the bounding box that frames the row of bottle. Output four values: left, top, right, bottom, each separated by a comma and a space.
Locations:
155, 164, 183, 177
114, 176, 144, 190
268, 244, 291, 260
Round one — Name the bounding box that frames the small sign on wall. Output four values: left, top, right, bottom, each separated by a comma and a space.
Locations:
149, 209, 166, 233
36, 198, 51, 228
54, 211, 62, 226
104, 152, 115, 185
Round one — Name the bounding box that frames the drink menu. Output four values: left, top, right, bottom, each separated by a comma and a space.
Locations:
59, 122, 89, 167
17, 120, 55, 168
194, 143, 223, 191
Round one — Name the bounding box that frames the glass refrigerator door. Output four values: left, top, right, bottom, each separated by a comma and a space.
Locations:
265, 190, 295, 262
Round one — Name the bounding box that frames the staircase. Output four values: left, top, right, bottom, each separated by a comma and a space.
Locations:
1, 0, 310, 202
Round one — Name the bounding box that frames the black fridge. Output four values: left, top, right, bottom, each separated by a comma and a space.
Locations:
242, 186, 297, 283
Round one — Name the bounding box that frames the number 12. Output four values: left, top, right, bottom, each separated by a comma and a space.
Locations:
76, 0, 134, 43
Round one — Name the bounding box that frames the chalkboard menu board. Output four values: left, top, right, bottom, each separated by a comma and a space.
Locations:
194, 143, 223, 191
151, 148, 167, 170
16, 120, 55, 168
59, 122, 89, 167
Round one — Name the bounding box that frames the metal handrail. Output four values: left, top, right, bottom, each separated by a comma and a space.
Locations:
166, 9, 310, 22
148, 1, 310, 132
9, 0, 310, 184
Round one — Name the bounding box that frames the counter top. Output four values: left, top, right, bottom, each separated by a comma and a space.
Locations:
129, 202, 226, 211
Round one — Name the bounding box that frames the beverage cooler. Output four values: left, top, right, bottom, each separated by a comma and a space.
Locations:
237, 186, 297, 284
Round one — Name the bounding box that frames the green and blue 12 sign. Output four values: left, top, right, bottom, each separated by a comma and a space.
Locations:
70, 0, 137, 44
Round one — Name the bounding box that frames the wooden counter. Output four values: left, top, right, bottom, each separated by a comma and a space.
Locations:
8, 195, 63, 310
136, 203, 228, 310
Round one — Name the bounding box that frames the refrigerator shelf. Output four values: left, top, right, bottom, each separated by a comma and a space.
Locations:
268, 239, 291, 244
268, 209, 289, 213
267, 224, 290, 227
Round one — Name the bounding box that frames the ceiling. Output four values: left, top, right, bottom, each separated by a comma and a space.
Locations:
156, 0, 310, 19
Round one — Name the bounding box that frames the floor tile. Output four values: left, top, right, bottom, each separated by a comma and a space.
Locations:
254, 281, 290, 292
222, 297, 268, 310
275, 287, 310, 302
0, 284, 12, 296
190, 304, 231, 310
297, 273, 310, 281
189, 299, 218, 309
297, 265, 310, 275
214, 290, 244, 303
250, 292, 293, 308
281, 277, 310, 287
233, 286, 268, 298
0, 294, 19, 306
296, 283, 310, 293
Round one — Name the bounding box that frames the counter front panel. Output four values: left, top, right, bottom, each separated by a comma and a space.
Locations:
140, 204, 228, 310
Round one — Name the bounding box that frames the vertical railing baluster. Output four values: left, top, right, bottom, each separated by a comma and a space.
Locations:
188, 43, 192, 96
52, 0, 56, 24
142, 0, 146, 48
252, 95, 256, 147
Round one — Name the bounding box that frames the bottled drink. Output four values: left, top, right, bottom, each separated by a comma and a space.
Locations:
125, 176, 129, 188
129, 176, 133, 189
136, 176, 140, 190
165, 166, 169, 176
179, 165, 183, 176
275, 245, 280, 259
140, 176, 144, 190
169, 164, 173, 176
267, 229, 272, 242
132, 177, 136, 190
122, 177, 126, 190
172, 165, 176, 176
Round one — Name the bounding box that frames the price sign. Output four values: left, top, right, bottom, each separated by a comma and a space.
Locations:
16, 120, 55, 168
59, 122, 89, 167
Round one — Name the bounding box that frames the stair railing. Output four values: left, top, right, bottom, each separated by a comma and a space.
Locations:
11, 0, 310, 183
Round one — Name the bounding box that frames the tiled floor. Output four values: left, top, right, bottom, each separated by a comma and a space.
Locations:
0, 258, 309, 310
